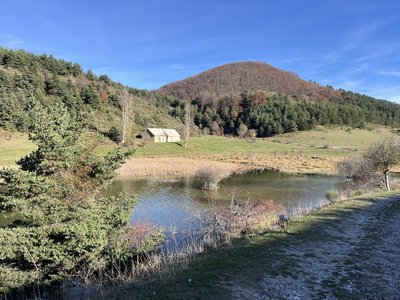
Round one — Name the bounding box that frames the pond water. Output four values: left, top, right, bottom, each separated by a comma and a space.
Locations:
102, 171, 344, 232
0, 171, 344, 229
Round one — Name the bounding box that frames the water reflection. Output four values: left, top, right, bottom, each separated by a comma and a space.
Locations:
103, 171, 344, 231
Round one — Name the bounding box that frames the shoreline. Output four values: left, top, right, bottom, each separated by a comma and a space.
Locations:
97, 190, 400, 299
116, 154, 343, 180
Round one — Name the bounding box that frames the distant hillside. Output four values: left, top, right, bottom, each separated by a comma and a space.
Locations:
1, 49, 399, 140
157, 61, 340, 102
0, 48, 182, 136
159, 61, 400, 137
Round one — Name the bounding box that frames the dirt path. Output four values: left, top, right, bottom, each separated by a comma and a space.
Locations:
98, 194, 400, 299
225, 195, 400, 299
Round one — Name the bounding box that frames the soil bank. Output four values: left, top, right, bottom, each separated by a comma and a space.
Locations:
117, 154, 342, 179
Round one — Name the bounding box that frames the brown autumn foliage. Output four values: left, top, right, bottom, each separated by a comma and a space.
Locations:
157, 61, 341, 103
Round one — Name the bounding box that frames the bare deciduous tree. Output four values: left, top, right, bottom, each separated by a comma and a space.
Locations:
184, 101, 191, 148
237, 123, 248, 138
195, 166, 231, 190
120, 89, 133, 145
210, 121, 221, 136
337, 157, 374, 184
364, 136, 400, 191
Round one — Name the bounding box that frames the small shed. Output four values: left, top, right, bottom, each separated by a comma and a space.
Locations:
163, 129, 181, 142
146, 128, 181, 143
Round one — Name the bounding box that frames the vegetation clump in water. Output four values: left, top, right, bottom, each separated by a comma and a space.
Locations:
195, 166, 231, 190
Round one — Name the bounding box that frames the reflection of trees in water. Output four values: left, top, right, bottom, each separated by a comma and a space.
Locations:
106, 173, 343, 233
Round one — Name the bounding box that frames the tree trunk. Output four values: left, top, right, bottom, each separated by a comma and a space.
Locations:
184, 101, 191, 149
120, 89, 133, 146
121, 122, 126, 145
384, 171, 390, 191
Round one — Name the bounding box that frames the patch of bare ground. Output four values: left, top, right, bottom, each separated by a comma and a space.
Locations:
117, 157, 254, 179
225, 195, 400, 299
117, 154, 342, 179
207, 153, 342, 174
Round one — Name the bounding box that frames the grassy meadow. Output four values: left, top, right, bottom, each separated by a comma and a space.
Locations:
134, 126, 394, 158
0, 126, 397, 168
0, 131, 36, 167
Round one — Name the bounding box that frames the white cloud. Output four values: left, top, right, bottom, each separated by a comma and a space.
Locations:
361, 85, 400, 103
378, 70, 400, 77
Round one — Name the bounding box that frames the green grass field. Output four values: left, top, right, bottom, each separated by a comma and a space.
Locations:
134, 126, 394, 158
0, 126, 396, 168
0, 132, 36, 167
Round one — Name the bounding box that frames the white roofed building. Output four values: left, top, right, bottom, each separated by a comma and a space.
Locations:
146, 128, 181, 143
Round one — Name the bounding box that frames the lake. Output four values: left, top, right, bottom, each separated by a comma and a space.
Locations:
103, 171, 344, 232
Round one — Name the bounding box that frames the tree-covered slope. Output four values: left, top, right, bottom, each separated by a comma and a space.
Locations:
1, 49, 399, 140
171, 89, 400, 137
0, 48, 182, 135
158, 62, 400, 137
158, 61, 341, 103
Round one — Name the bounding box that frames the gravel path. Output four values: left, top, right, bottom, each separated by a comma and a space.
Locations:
226, 195, 400, 299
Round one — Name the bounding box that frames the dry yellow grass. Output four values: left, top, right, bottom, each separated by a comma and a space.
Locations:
117, 153, 342, 179
1, 126, 398, 178
119, 126, 399, 179
117, 157, 251, 179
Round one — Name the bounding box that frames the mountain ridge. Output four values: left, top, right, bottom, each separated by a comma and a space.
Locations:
1, 48, 399, 140
0, 47, 182, 135
157, 61, 341, 102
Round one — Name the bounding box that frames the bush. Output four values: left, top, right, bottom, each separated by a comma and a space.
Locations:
337, 157, 376, 186
0, 99, 158, 295
245, 129, 257, 139
207, 198, 285, 239
237, 123, 248, 138
107, 126, 122, 144
202, 127, 210, 135
195, 166, 231, 190
325, 190, 340, 202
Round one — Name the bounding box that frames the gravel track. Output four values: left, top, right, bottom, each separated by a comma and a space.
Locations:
226, 195, 400, 299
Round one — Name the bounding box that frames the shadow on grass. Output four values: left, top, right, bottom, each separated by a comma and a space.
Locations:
174, 141, 184, 148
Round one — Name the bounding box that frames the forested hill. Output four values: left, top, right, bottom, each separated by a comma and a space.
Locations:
0, 48, 181, 133
157, 61, 341, 103
158, 61, 400, 137
1, 48, 399, 139
183, 89, 400, 137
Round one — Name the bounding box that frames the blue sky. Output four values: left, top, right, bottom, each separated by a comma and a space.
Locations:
0, 0, 399, 102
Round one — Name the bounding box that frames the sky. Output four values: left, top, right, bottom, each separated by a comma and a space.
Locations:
0, 0, 399, 102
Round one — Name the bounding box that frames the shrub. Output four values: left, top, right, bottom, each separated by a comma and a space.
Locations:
202, 127, 210, 135
325, 190, 340, 202
337, 157, 377, 186
210, 121, 222, 136
207, 198, 285, 239
107, 126, 122, 144
237, 123, 248, 138
107, 220, 164, 262
0, 99, 153, 295
245, 129, 257, 139
195, 166, 231, 190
